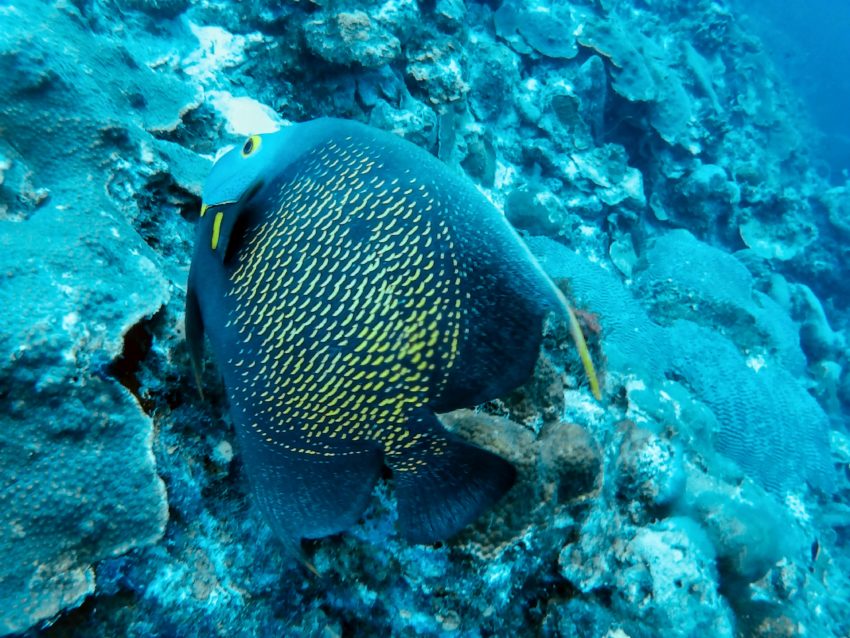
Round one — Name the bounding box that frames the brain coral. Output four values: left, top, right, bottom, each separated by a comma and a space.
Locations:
666, 320, 833, 494
633, 230, 806, 373
529, 235, 833, 495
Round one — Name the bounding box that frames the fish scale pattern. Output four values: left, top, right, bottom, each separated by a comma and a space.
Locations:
225, 137, 465, 468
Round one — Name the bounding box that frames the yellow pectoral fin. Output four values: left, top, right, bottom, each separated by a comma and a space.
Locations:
211, 211, 224, 250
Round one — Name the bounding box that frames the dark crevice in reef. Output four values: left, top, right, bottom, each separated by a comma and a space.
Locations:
97, 125, 135, 153
29, 591, 138, 638
108, 308, 163, 414
140, 172, 200, 226
130, 172, 199, 269
600, 93, 655, 178
521, 575, 582, 626
148, 102, 222, 156
718, 572, 779, 638
334, 606, 396, 638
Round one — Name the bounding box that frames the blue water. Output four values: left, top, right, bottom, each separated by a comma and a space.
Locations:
739, 0, 850, 181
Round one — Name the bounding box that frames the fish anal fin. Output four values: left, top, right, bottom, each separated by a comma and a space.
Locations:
389, 409, 516, 543
243, 438, 384, 542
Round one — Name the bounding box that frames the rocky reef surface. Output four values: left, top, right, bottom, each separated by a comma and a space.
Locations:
1, 0, 848, 636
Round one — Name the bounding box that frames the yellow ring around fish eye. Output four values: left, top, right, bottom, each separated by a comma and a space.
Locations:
241, 135, 262, 158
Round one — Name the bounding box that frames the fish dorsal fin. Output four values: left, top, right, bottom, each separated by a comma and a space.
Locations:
551, 283, 603, 401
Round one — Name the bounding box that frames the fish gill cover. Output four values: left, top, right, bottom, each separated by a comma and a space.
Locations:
0, 1, 848, 637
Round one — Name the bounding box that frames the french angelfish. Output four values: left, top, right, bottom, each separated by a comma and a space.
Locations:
185, 118, 600, 544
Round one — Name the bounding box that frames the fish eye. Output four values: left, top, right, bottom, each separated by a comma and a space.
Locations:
241, 134, 262, 158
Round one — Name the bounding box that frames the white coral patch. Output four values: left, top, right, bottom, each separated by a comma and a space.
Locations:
493, 161, 517, 190
62, 311, 79, 332
183, 22, 262, 83
622, 168, 645, 203
746, 354, 766, 373
563, 389, 606, 424
784, 493, 810, 523
207, 91, 287, 137
658, 389, 682, 420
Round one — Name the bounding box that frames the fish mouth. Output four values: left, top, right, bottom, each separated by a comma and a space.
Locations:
201, 199, 238, 215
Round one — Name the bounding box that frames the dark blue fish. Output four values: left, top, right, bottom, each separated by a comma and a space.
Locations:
185, 118, 599, 544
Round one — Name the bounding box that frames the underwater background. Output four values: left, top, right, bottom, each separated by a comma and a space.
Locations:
1, 0, 848, 636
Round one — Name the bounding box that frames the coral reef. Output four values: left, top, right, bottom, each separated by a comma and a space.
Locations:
1, 0, 848, 636
530, 235, 834, 495
0, 186, 169, 636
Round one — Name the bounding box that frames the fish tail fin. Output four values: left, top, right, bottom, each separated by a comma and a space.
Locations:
391, 410, 516, 543
551, 285, 603, 401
